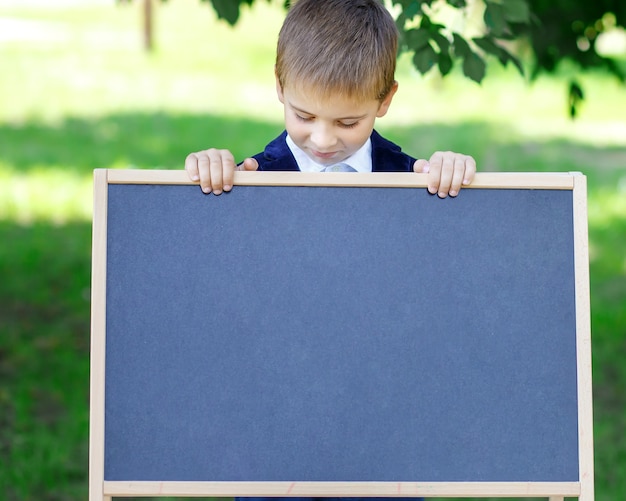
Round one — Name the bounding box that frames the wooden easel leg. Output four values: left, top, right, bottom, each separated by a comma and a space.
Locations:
548, 497, 565, 501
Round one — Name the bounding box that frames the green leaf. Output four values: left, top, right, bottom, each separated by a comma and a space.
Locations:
473, 36, 525, 76
506, 51, 525, 76
452, 33, 472, 58
569, 80, 584, 100
405, 28, 432, 51
404, 1, 421, 19
209, 0, 242, 25
431, 31, 451, 53
501, 0, 530, 24
446, 0, 466, 7
438, 51, 454, 76
484, 2, 508, 37
473, 36, 506, 63
462, 51, 486, 83
413, 44, 437, 74
392, 0, 422, 20
419, 12, 432, 29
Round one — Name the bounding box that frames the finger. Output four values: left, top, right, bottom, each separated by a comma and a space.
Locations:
184, 153, 200, 182
242, 157, 259, 171
197, 152, 213, 194
436, 153, 454, 198
207, 149, 226, 195
448, 156, 467, 197
413, 159, 429, 174
462, 156, 477, 186
221, 153, 237, 192
427, 153, 443, 195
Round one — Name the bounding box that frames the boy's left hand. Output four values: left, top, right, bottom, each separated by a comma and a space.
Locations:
414, 151, 476, 198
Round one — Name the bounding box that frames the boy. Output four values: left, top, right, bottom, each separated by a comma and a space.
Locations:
186, 1, 471, 500
185, 0, 476, 198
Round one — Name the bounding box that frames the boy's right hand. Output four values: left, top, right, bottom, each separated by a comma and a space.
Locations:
185, 149, 259, 195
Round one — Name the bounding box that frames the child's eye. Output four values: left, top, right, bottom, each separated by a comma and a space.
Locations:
338, 121, 359, 129
296, 114, 313, 122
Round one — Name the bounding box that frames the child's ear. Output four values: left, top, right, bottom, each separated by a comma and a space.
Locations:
376, 81, 399, 118
275, 70, 285, 104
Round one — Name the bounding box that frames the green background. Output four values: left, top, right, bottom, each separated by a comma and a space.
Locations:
1, 1, 624, 499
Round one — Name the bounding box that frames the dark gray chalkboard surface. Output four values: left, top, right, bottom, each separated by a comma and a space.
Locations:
89, 170, 593, 500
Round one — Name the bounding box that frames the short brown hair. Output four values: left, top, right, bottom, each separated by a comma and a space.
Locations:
275, 0, 398, 103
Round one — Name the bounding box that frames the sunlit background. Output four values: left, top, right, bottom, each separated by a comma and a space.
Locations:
1, 0, 625, 499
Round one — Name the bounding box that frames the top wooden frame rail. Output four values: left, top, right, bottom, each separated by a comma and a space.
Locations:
103, 169, 577, 189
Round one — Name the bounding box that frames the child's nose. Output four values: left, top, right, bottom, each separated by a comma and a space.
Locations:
310, 124, 337, 150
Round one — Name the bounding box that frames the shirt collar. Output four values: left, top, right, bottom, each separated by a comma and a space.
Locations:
286, 134, 372, 173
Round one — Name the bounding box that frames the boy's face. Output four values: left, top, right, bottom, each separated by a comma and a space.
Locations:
276, 79, 397, 166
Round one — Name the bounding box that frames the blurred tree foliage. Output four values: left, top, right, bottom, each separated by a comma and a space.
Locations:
132, 0, 626, 115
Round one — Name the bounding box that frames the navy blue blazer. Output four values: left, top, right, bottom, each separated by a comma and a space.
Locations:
250, 130, 416, 172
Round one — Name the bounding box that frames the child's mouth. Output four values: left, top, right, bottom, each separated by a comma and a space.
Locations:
311, 150, 338, 160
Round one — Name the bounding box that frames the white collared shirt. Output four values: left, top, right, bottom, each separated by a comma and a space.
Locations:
286, 134, 372, 173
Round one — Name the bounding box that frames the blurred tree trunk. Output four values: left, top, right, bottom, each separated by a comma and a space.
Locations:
143, 0, 153, 52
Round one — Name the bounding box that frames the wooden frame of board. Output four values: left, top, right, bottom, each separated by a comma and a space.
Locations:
89, 169, 593, 501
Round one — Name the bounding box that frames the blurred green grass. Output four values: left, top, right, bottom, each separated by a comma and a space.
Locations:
0, 1, 625, 500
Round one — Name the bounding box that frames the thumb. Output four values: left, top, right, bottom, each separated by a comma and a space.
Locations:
242, 157, 259, 171
413, 159, 430, 173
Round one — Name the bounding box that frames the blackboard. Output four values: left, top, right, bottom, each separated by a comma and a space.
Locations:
89, 170, 593, 500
